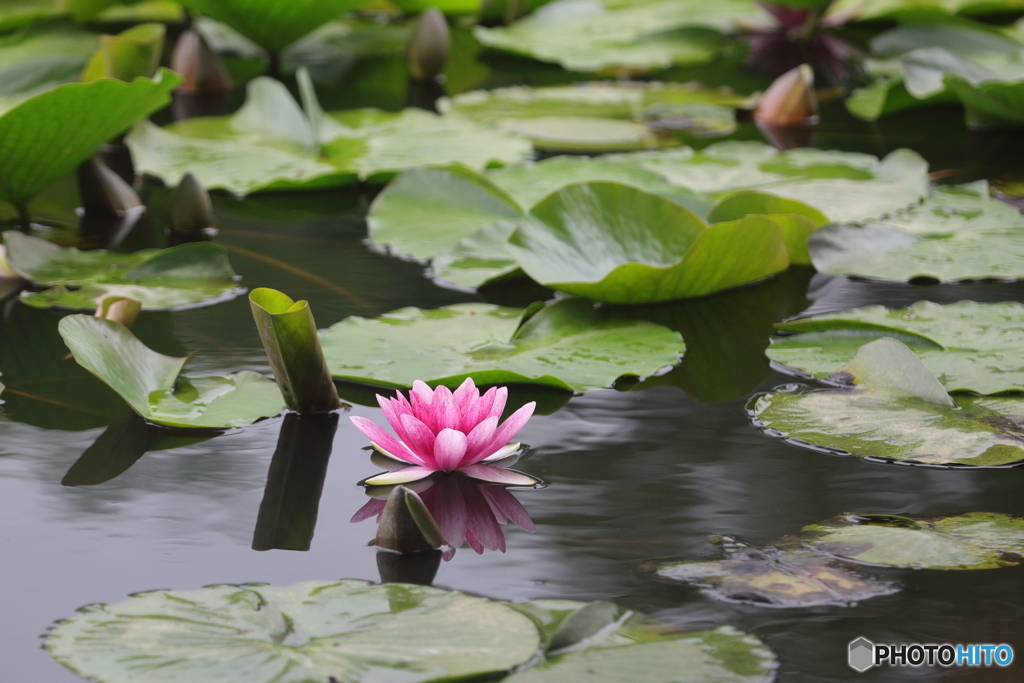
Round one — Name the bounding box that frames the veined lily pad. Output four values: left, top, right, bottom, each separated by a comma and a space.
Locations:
768, 300, 1024, 395
801, 513, 1024, 570
506, 181, 789, 303
126, 74, 532, 195
0, 68, 180, 211
473, 0, 767, 72
4, 232, 240, 311
0, 25, 98, 100
46, 580, 542, 683
752, 338, 1024, 466
58, 315, 286, 429
809, 182, 1024, 282
319, 298, 684, 393
609, 142, 930, 224
654, 539, 897, 607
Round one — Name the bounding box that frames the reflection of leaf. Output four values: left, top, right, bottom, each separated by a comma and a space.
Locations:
655, 540, 896, 607
752, 338, 1024, 466
320, 298, 683, 393
46, 580, 543, 683
769, 300, 1024, 395
59, 315, 286, 429
802, 512, 1024, 570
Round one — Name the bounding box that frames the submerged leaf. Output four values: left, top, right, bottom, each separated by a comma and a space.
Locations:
319, 298, 683, 392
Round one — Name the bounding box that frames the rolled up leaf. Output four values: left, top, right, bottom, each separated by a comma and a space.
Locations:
250, 288, 341, 414
82, 23, 166, 83
94, 295, 142, 329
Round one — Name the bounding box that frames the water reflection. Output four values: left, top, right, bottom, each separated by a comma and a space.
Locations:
353, 472, 536, 560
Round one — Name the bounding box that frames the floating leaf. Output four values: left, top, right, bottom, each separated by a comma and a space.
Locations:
752, 338, 1024, 466
46, 580, 542, 683
707, 190, 828, 265
654, 540, 896, 607
769, 300, 1024, 395
126, 76, 532, 195
58, 315, 285, 429
802, 513, 1024, 570
0, 25, 98, 101
319, 298, 684, 392
808, 182, 1024, 282
826, 0, 1024, 23
179, 0, 366, 53
0, 69, 180, 211
4, 232, 241, 311
507, 182, 789, 303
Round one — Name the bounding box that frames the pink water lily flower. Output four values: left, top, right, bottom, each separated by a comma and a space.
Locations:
350, 378, 537, 486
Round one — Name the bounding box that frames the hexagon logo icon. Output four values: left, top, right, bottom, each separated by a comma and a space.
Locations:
849, 637, 875, 672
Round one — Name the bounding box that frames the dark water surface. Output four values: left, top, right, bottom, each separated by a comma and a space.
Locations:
5, 37, 1024, 683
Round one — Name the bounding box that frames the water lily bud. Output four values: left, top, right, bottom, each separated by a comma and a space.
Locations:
171, 30, 232, 95
407, 8, 450, 80
754, 64, 818, 127
76, 156, 143, 218
375, 486, 445, 554
95, 296, 142, 329
170, 173, 216, 233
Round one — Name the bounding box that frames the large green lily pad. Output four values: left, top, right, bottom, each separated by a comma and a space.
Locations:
126, 75, 532, 195
809, 182, 1024, 282
609, 142, 930, 224
46, 580, 542, 683
0, 24, 98, 101
801, 513, 1024, 570
58, 315, 285, 429
0, 68, 180, 210
507, 181, 789, 303
655, 540, 897, 607
473, 0, 766, 72
319, 298, 684, 392
752, 338, 1024, 466
768, 300, 1024, 395
4, 232, 241, 311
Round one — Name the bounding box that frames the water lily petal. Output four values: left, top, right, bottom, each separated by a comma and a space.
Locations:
461, 386, 496, 432
411, 379, 433, 402
459, 464, 540, 486
481, 443, 522, 462
399, 413, 438, 467
361, 466, 436, 486
423, 476, 467, 549
461, 478, 506, 553
350, 416, 420, 464
480, 485, 536, 532
350, 498, 387, 523
434, 428, 468, 471
453, 377, 478, 412
433, 386, 462, 432
489, 386, 508, 420
377, 395, 408, 437
477, 402, 535, 459
463, 416, 499, 465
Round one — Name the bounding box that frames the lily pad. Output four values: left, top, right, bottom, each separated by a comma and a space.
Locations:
46, 580, 542, 683
0, 68, 180, 210
473, 0, 766, 72
808, 182, 1024, 282
179, 0, 365, 53
506, 181, 789, 303
319, 298, 684, 392
654, 539, 897, 607
0, 24, 98, 100
4, 232, 241, 311
609, 142, 930, 224
126, 75, 532, 195
768, 300, 1024, 395
58, 315, 286, 429
751, 338, 1024, 466
801, 513, 1024, 570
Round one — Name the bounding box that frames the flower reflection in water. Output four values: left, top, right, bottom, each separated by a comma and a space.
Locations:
353, 473, 536, 560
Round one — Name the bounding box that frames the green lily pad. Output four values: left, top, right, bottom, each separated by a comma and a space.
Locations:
809, 182, 1024, 282
801, 513, 1024, 570
507, 181, 789, 303
4, 232, 241, 311
179, 0, 365, 53
58, 315, 286, 429
0, 24, 98, 100
0, 68, 180, 210
46, 580, 542, 683
126, 75, 532, 195
609, 142, 930, 224
654, 540, 897, 607
0, 1, 57, 32
752, 338, 1024, 466
826, 0, 1024, 22
768, 300, 1024, 395
473, 0, 766, 72
319, 298, 684, 392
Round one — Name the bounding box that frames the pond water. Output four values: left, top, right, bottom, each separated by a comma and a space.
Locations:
4, 32, 1024, 683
